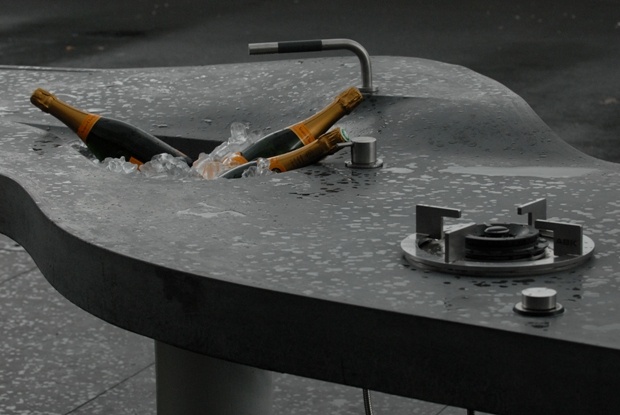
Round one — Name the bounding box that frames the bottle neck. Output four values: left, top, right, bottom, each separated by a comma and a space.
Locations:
30, 88, 94, 137
268, 128, 348, 172
298, 87, 363, 137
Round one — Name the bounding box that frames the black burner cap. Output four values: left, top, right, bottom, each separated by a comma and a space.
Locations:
465, 223, 548, 261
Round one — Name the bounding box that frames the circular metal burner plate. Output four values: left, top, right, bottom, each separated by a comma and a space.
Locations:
401, 231, 595, 277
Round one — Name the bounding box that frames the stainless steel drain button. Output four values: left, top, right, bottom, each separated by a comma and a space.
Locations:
514, 287, 564, 316
345, 137, 383, 169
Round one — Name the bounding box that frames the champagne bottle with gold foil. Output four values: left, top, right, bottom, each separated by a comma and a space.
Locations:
220, 128, 349, 179
30, 88, 193, 166
227, 86, 363, 165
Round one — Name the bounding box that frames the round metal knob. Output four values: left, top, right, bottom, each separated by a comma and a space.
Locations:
345, 137, 383, 169
522, 287, 557, 310
514, 287, 564, 316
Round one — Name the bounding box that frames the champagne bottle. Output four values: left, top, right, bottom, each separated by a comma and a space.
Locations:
220, 127, 349, 179
30, 88, 193, 166
227, 86, 363, 165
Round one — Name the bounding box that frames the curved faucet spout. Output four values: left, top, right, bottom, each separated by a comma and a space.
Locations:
248, 38, 378, 94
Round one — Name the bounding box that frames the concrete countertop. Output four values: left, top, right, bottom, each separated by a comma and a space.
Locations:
1, 56, 619, 414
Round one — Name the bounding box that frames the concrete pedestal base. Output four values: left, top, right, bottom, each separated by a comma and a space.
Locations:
155, 341, 273, 415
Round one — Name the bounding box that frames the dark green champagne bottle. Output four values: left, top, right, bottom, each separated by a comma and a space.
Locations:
30, 88, 193, 166
227, 86, 363, 165
220, 128, 349, 179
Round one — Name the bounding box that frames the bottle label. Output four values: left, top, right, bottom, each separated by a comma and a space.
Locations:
77, 114, 102, 141
290, 124, 316, 146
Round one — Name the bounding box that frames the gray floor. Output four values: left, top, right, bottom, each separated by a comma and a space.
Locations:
1, 0, 618, 413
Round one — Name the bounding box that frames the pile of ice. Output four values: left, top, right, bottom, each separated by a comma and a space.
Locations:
95, 122, 273, 180
191, 122, 258, 179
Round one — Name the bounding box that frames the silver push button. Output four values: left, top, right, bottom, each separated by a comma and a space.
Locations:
514, 287, 564, 316
345, 136, 383, 169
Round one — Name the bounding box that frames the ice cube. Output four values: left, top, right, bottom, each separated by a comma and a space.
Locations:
191, 152, 224, 179
207, 122, 256, 162
140, 153, 191, 178
99, 156, 138, 174
241, 158, 273, 178
190, 157, 227, 180
229, 122, 249, 144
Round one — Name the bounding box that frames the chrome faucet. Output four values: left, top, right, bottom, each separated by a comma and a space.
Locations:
248, 38, 378, 94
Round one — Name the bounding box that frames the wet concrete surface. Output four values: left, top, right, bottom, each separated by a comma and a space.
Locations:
0, 1, 618, 414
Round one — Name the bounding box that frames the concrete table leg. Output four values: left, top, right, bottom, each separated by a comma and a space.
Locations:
155, 341, 273, 415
